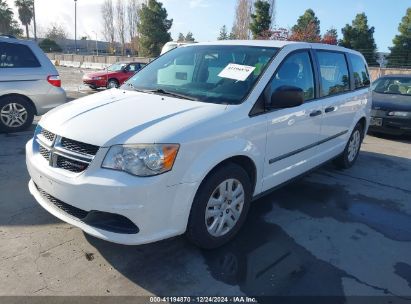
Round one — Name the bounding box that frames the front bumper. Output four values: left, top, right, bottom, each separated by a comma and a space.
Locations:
26, 139, 198, 245
369, 110, 411, 135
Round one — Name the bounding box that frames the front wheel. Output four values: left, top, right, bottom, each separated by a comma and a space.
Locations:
186, 163, 252, 249
334, 123, 364, 169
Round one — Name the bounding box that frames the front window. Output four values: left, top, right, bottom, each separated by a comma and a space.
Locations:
107, 63, 126, 72
125, 45, 278, 105
372, 77, 411, 96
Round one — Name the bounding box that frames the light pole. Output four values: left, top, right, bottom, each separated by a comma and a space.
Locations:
33, 0, 37, 41
74, 0, 77, 54
92, 31, 98, 56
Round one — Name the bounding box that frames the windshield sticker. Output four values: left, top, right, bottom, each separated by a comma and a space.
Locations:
218, 64, 256, 81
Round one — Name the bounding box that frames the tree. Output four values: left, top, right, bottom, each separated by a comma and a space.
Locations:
290, 9, 321, 42
387, 8, 411, 68
231, 0, 252, 39
218, 25, 229, 40
116, 0, 126, 55
322, 28, 338, 45
177, 32, 185, 42
45, 23, 67, 41
39, 38, 62, 53
127, 0, 140, 54
138, 0, 173, 57
250, 0, 271, 39
0, 0, 22, 36
14, 0, 33, 39
340, 13, 378, 65
101, 0, 115, 53
185, 31, 195, 42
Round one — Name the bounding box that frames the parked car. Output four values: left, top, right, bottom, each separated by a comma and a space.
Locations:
0, 36, 66, 132
82, 62, 145, 89
26, 41, 371, 248
369, 75, 411, 135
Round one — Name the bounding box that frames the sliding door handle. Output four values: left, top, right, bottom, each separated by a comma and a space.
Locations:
309, 110, 322, 117
325, 106, 336, 113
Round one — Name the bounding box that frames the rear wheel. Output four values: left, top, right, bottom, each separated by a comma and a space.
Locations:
107, 79, 119, 89
0, 96, 34, 133
334, 122, 363, 169
186, 163, 252, 249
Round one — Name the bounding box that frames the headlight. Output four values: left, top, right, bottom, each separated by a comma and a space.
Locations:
102, 144, 179, 176
388, 111, 410, 117
92, 76, 104, 80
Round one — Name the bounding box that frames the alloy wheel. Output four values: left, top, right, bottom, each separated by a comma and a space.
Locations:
348, 129, 361, 162
0, 102, 28, 128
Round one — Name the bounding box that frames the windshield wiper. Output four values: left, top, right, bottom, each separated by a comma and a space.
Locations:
143, 89, 198, 101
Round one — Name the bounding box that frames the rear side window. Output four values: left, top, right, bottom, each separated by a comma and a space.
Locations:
317, 51, 350, 97
0, 42, 41, 68
349, 54, 370, 89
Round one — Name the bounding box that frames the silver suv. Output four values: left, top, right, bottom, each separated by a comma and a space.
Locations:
0, 36, 66, 132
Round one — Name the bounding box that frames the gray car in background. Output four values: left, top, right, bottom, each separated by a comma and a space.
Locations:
0, 36, 66, 132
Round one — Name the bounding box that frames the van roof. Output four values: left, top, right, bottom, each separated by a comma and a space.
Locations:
183, 40, 363, 57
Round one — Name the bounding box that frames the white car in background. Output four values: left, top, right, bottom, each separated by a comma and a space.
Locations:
26, 41, 371, 248
0, 36, 66, 132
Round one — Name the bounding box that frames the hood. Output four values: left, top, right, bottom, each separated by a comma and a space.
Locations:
40, 89, 227, 147
84, 71, 112, 78
372, 92, 411, 111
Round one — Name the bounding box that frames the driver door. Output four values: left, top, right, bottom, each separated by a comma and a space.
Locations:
262, 50, 323, 191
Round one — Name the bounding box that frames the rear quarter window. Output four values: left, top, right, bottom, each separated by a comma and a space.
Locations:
349, 53, 370, 89
0, 42, 41, 68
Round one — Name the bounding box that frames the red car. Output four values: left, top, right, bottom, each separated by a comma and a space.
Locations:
82, 62, 145, 90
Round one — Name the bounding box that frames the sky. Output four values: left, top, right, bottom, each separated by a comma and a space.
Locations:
6, 0, 410, 52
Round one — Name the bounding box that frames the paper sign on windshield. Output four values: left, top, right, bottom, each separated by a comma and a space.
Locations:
218, 64, 256, 81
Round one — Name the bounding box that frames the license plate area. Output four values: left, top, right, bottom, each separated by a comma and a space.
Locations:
370, 117, 383, 126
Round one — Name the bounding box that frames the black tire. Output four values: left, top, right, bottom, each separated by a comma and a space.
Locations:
333, 122, 364, 169
0, 95, 35, 133
186, 163, 252, 249
107, 79, 119, 89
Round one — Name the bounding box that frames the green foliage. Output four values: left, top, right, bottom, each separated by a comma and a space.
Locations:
45, 24, 67, 41
387, 8, 411, 67
138, 0, 173, 57
185, 31, 195, 42
340, 13, 378, 66
0, 0, 23, 37
291, 8, 321, 42
218, 25, 229, 40
39, 38, 62, 53
177, 32, 185, 42
249, 0, 271, 39
14, 0, 33, 38
322, 28, 338, 45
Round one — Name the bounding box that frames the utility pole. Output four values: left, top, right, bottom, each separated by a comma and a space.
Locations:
74, 0, 78, 54
33, 0, 37, 41
93, 31, 98, 56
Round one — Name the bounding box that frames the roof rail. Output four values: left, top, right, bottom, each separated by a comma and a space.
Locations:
0, 34, 17, 39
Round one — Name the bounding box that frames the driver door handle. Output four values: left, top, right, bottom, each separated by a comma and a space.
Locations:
309, 110, 322, 117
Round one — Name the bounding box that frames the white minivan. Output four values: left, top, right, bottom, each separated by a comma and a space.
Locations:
26, 41, 371, 248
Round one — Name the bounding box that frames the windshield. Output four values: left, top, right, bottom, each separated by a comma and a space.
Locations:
108, 63, 126, 72
125, 45, 278, 105
372, 77, 411, 96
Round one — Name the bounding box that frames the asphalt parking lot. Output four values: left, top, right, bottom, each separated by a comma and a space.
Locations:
1, 67, 411, 300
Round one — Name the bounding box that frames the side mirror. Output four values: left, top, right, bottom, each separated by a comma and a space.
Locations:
267, 85, 304, 109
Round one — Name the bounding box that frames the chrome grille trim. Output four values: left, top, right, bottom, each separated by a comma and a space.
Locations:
35, 128, 100, 174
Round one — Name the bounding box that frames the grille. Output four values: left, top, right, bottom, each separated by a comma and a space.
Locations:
36, 184, 88, 219
61, 137, 99, 156
39, 145, 50, 161
56, 155, 89, 173
41, 129, 55, 142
